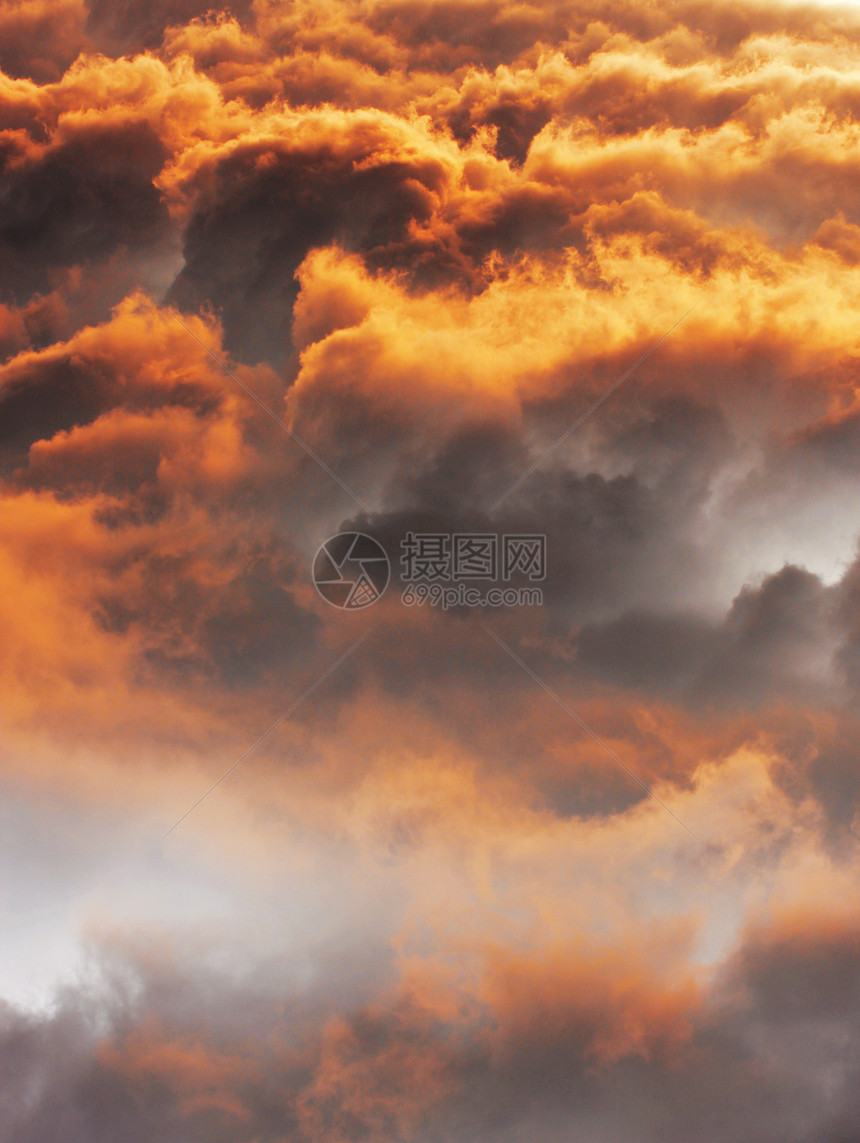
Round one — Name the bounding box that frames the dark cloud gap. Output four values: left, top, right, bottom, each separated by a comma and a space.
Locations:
84, 0, 255, 55
0, 121, 171, 305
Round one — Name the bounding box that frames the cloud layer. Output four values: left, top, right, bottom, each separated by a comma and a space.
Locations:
3, 0, 860, 1139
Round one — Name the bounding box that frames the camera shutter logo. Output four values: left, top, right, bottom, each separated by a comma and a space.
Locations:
313, 532, 390, 609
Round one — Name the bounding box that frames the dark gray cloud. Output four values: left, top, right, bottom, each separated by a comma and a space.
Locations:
576, 564, 835, 707
0, 121, 170, 306
169, 136, 452, 366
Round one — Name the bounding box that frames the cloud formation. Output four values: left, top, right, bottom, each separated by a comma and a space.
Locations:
3, 0, 860, 1138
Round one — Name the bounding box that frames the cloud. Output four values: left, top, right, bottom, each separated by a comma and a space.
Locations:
0, 120, 170, 304
3, 902, 860, 1143
0, 0, 85, 83
4, 1, 860, 1138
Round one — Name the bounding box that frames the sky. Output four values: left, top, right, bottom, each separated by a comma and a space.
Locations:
2, 0, 860, 1139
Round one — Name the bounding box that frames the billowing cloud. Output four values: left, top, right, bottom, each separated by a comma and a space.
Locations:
3, 0, 860, 1137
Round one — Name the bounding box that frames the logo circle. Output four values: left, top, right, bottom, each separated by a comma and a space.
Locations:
312, 532, 390, 610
